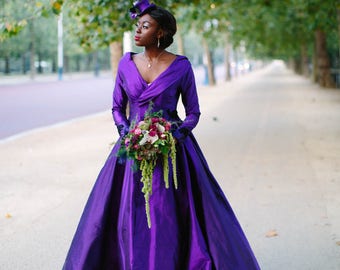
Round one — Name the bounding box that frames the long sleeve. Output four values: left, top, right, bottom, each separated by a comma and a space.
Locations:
172, 62, 201, 142
112, 68, 129, 137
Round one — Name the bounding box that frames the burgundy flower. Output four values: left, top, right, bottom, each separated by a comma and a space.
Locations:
151, 117, 159, 123
149, 130, 157, 137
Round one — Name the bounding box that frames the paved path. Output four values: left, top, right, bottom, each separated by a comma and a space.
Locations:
0, 61, 340, 269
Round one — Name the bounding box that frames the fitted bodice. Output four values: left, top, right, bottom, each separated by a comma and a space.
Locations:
112, 52, 201, 138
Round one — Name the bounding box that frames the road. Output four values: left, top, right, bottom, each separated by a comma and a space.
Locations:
0, 74, 114, 140
1, 61, 340, 269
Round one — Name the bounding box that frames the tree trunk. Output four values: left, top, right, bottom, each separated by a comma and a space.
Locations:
52, 57, 57, 73
75, 55, 81, 72
315, 29, 335, 88
176, 28, 185, 55
29, 21, 36, 80
337, 7, 340, 58
22, 54, 27, 74
202, 38, 215, 86
293, 57, 302, 75
234, 49, 239, 78
37, 52, 43, 74
4, 55, 10, 74
64, 55, 69, 72
224, 34, 231, 81
312, 43, 318, 83
300, 42, 309, 77
110, 41, 123, 79
337, 7, 340, 85
86, 54, 93, 72
93, 51, 99, 77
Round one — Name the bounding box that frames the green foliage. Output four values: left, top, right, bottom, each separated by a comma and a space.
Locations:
176, 2, 231, 48
62, 0, 199, 51
52, 0, 64, 15
63, 0, 133, 51
1, 0, 338, 65
0, 0, 63, 42
225, 0, 338, 59
0, 20, 27, 41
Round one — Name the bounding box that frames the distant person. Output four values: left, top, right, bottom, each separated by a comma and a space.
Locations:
63, 1, 260, 269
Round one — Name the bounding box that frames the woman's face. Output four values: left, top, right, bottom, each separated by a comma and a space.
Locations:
134, 14, 161, 47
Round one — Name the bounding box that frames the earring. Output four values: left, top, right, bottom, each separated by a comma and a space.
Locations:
157, 38, 160, 48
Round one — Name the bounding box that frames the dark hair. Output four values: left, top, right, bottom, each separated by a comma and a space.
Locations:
146, 6, 177, 49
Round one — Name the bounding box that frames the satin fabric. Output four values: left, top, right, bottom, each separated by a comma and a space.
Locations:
63, 53, 260, 270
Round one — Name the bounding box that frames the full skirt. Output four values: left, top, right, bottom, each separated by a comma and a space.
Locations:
63, 134, 260, 270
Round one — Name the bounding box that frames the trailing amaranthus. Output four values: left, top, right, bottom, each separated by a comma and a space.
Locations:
118, 104, 177, 228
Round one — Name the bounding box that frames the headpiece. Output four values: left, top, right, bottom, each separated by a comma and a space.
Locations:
129, 0, 156, 19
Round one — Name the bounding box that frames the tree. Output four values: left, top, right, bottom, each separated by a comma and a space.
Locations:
225, 0, 338, 88
0, 0, 62, 41
2, 0, 338, 88
176, 2, 226, 85
0, 0, 62, 77
58, 0, 200, 77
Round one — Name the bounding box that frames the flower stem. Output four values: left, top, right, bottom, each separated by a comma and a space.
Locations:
170, 135, 178, 189
163, 154, 169, 189
140, 157, 156, 228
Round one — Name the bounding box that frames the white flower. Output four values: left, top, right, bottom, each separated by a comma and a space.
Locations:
139, 132, 159, 146
149, 134, 159, 144
156, 123, 165, 133
139, 132, 150, 145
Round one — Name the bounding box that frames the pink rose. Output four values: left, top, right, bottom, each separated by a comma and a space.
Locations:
134, 127, 142, 135
165, 123, 171, 131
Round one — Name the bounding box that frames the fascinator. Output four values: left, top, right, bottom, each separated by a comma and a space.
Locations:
129, 0, 156, 19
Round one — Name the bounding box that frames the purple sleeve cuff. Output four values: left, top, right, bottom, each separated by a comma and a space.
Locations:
116, 124, 129, 137
172, 127, 190, 143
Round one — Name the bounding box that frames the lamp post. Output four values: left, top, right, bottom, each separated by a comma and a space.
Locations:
123, 31, 132, 53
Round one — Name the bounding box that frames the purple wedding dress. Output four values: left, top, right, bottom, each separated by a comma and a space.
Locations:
63, 53, 260, 270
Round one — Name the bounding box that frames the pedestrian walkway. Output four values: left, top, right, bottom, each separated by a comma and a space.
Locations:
0, 61, 340, 269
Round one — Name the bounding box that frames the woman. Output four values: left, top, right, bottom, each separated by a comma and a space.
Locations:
63, 1, 260, 269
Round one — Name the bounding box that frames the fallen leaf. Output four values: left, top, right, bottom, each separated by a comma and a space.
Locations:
5, 213, 12, 219
265, 229, 278, 238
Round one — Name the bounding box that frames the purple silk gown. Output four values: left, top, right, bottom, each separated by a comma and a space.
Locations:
63, 53, 260, 270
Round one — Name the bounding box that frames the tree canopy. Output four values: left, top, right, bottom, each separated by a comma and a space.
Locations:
0, 0, 62, 42
2, 0, 338, 56
1, 0, 339, 86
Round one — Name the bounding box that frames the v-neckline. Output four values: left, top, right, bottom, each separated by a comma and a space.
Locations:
130, 52, 178, 86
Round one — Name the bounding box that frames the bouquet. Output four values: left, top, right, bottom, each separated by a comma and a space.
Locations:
118, 106, 177, 228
